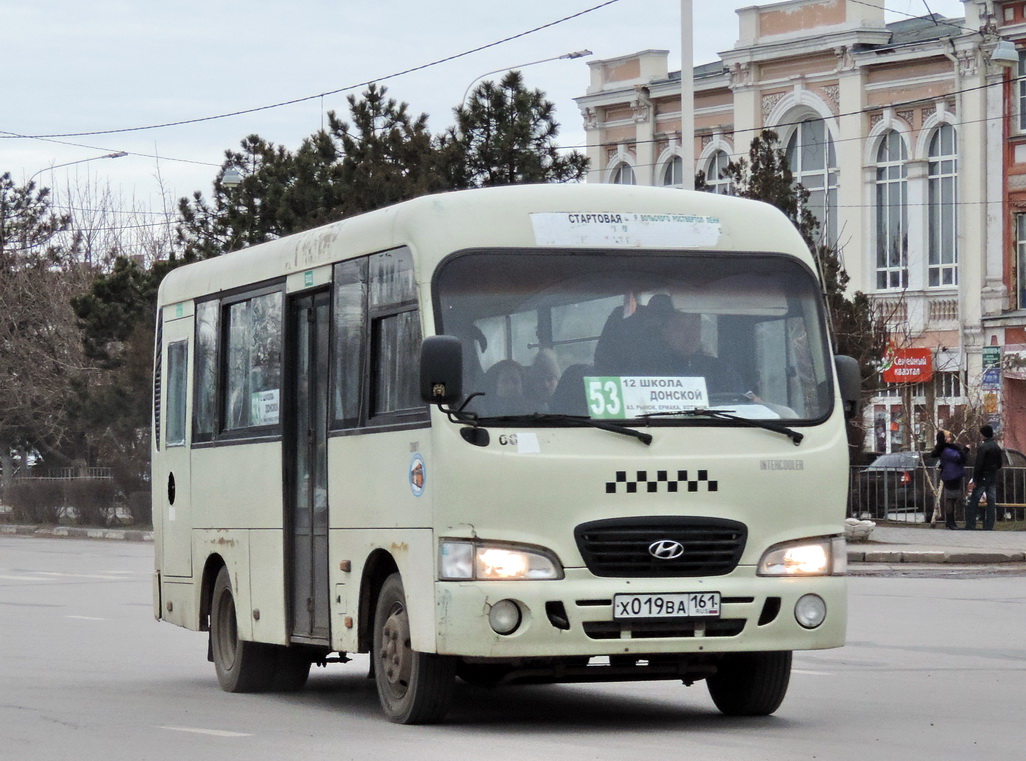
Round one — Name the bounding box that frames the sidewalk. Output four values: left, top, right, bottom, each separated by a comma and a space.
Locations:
847, 524, 1026, 567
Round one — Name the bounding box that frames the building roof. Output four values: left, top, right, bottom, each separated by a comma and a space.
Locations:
657, 14, 966, 86
885, 14, 967, 47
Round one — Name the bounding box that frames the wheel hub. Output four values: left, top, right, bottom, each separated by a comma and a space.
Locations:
379, 604, 411, 691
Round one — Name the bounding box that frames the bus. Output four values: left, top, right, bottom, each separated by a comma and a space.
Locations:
152, 183, 860, 724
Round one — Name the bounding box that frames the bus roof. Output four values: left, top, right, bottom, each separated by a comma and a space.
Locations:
157, 184, 813, 307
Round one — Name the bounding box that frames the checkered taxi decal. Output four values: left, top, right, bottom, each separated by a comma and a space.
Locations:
605, 469, 718, 494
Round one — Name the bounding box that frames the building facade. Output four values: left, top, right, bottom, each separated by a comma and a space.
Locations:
575, 0, 1026, 453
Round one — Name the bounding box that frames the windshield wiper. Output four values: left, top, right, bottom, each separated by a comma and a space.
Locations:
482, 413, 653, 445
639, 408, 804, 446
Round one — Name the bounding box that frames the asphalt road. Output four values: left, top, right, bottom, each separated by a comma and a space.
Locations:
1, 536, 1023, 761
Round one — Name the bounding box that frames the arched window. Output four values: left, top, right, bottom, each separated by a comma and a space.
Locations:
704, 150, 732, 195
928, 124, 958, 287
662, 156, 683, 187
611, 163, 635, 185
875, 131, 908, 290
785, 119, 838, 244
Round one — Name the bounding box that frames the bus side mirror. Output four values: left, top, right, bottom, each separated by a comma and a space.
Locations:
420, 335, 463, 405
834, 355, 861, 420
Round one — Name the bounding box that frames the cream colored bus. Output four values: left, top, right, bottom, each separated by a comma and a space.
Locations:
152, 184, 860, 724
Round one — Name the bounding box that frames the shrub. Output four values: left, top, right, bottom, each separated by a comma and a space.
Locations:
65, 480, 116, 526
8, 480, 65, 524
127, 490, 152, 527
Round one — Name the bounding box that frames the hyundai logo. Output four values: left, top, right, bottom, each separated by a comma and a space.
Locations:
648, 540, 685, 560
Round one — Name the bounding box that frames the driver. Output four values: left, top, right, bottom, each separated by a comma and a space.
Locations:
658, 309, 747, 397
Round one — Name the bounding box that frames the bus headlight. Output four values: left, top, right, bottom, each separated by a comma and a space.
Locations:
757, 536, 846, 577
439, 541, 563, 581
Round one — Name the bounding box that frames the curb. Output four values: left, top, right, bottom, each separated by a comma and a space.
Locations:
846, 546, 1025, 564
1, 524, 153, 542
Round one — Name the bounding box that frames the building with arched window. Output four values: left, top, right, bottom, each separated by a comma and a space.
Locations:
575, 0, 1026, 453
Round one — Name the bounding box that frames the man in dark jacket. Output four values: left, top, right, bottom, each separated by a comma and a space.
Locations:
965, 425, 1003, 530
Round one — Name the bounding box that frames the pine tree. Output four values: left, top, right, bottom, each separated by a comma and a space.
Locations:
327, 83, 445, 218
441, 70, 588, 188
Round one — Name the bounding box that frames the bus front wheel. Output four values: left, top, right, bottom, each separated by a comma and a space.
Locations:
373, 573, 456, 724
706, 651, 792, 716
210, 566, 274, 692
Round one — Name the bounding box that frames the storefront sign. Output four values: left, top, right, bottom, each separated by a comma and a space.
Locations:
881, 347, 933, 384
982, 346, 1002, 370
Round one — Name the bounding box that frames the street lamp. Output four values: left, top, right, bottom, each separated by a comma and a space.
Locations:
222, 168, 244, 189
27, 151, 128, 185
990, 38, 1019, 67
461, 50, 592, 106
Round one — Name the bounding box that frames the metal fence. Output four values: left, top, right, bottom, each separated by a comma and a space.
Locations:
848, 465, 1026, 524
2, 471, 146, 527
33, 467, 113, 480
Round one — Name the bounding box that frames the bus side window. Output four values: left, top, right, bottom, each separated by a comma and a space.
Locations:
166, 341, 189, 447
223, 291, 283, 431
333, 258, 368, 428
193, 299, 219, 442
371, 309, 422, 416
368, 248, 424, 423
333, 247, 426, 429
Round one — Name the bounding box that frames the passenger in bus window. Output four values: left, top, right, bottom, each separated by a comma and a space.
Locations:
526, 349, 561, 412
483, 359, 528, 416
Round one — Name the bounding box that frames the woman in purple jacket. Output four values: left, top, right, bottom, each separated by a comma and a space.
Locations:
930, 430, 967, 530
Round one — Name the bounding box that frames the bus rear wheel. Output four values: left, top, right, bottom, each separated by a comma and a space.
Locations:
706, 651, 792, 716
373, 573, 455, 724
210, 566, 275, 692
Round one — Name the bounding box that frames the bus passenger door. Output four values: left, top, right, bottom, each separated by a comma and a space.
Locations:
287, 292, 331, 643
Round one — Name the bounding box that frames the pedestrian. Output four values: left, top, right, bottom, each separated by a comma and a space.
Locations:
929, 430, 966, 530
965, 424, 1003, 530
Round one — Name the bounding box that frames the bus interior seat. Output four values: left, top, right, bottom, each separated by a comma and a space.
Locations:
549, 363, 592, 416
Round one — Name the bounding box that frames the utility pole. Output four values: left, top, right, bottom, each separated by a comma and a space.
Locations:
681, 0, 695, 190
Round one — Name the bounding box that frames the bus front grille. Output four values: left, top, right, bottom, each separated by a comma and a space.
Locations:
574, 517, 747, 577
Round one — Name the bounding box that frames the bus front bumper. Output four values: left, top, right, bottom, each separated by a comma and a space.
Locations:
433, 567, 846, 659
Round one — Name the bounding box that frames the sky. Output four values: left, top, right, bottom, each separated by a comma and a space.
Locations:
2, 0, 969, 222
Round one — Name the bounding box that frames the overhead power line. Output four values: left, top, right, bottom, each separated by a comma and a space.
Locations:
1, 0, 622, 141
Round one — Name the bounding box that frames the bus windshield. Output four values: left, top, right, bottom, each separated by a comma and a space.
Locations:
435, 250, 833, 423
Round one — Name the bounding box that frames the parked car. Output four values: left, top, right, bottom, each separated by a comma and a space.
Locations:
855, 451, 937, 519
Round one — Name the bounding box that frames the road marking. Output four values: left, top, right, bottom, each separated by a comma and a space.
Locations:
0, 571, 142, 581
37, 571, 141, 580
65, 615, 107, 621
0, 574, 49, 581
159, 726, 252, 738
792, 669, 833, 676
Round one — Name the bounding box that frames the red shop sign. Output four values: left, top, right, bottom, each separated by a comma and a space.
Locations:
882, 347, 933, 384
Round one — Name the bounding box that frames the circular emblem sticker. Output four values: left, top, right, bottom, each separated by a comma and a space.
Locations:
409, 453, 426, 497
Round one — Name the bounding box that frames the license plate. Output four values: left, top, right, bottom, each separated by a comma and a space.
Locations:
613, 592, 721, 619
